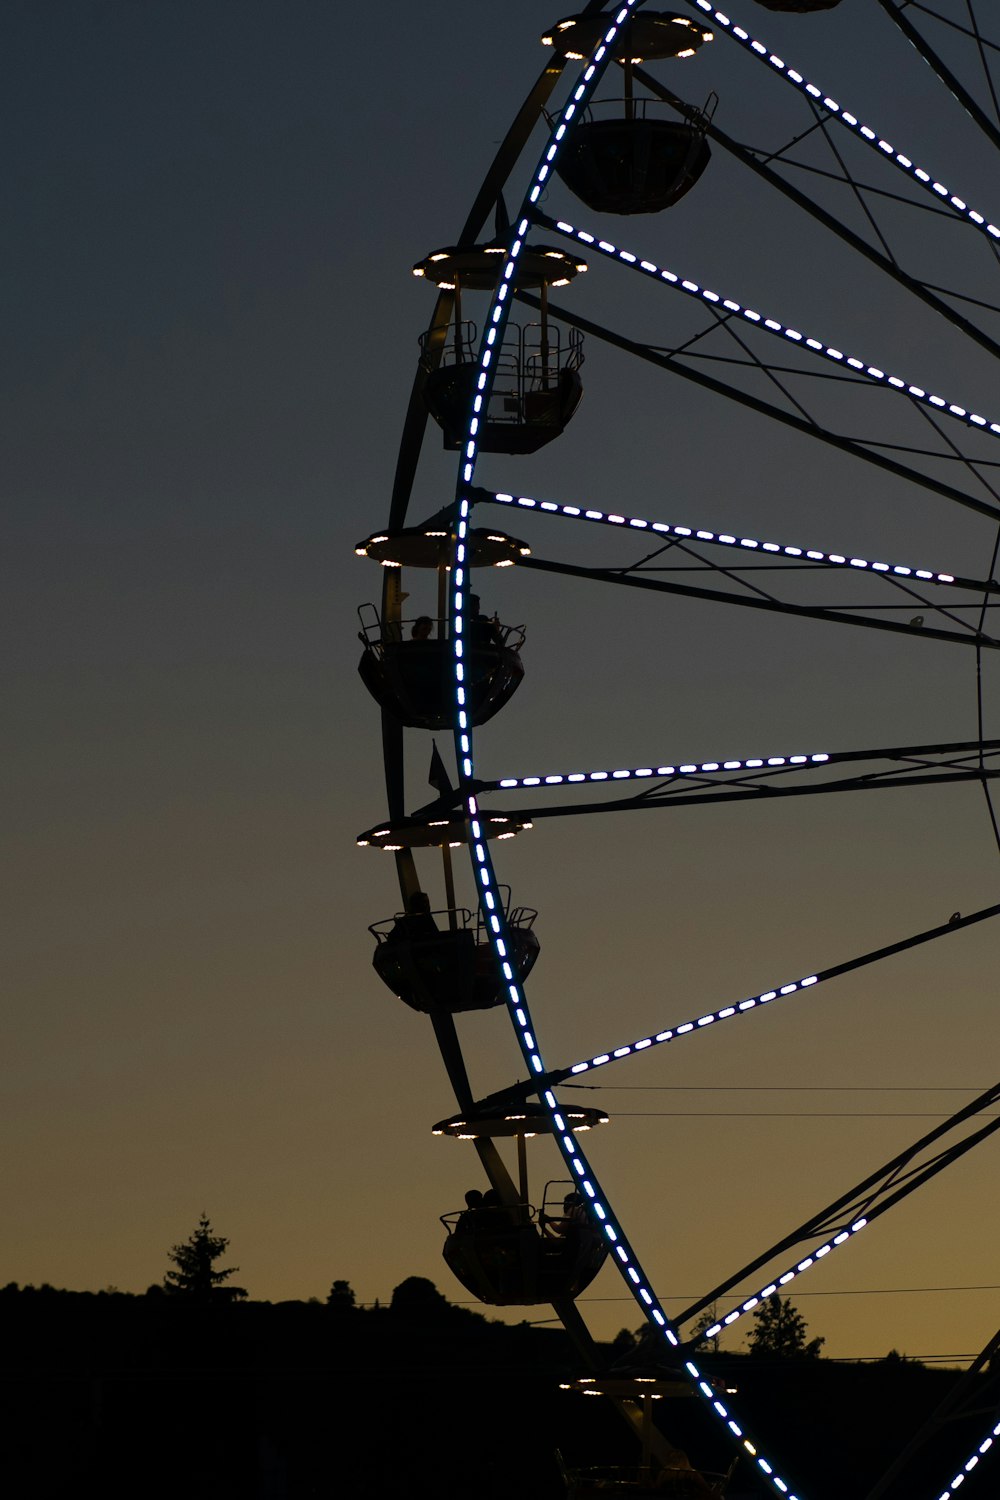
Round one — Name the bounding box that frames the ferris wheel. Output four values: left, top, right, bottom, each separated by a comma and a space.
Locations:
357, 3, 1000, 1495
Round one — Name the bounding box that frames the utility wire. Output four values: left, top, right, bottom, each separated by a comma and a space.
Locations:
610, 1111, 1000, 1118
565, 1084, 988, 1092
431, 1285, 1000, 1308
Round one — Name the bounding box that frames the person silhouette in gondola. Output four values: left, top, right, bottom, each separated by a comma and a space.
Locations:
389, 890, 438, 943
467, 594, 503, 649
455, 1189, 484, 1236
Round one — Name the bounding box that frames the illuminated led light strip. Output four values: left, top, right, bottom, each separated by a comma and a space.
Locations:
490, 490, 960, 585
546, 217, 1000, 441
448, 10, 803, 1497
700, 1219, 869, 1341
685, 0, 1000, 245
553, 899, 1000, 1085
936, 1419, 1000, 1499
565, 971, 820, 1079
493, 750, 830, 791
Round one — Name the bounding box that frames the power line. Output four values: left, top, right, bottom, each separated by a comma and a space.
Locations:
571, 1285, 1000, 1302
429, 1285, 1000, 1310
611, 1104, 1000, 1116
568, 1083, 1000, 1114
839, 1355, 986, 1364
558, 1078, 997, 1101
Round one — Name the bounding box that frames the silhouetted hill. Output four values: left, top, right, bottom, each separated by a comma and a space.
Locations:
0, 1284, 993, 1499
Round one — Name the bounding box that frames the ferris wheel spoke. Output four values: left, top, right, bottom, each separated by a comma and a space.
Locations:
904, 2, 1000, 56
661, 354, 881, 385
865, 1321, 1000, 1498
675, 1086, 1000, 1335
484, 739, 1000, 795
516, 290, 1000, 522
373, 744, 1000, 838
632, 62, 1000, 366
849, 439, 1000, 469
687, 1130, 1000, 1348
757, 155, 964, 223
965, 2, 1000, 125
406, 742, 1000, 828
676, 2, 1000, 244
518, 552, 1000, 647
484, 488, 995, 594
486, 899, 1000, 1096
498, 766, 1000, 831
931, 1417, 1000, 1500
909, 389, 1000, 517
694, 290, 821, 429
900, 1324, 1000, 1500
803, 98, 900, 266
873, 0, 1000, 156
535, 211, 1000, 445
493, 488, 993, 631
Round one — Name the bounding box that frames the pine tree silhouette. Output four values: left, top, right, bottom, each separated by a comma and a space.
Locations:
163, 1214, 247, 1302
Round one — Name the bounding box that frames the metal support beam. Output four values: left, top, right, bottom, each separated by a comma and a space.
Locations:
873, 0, 1000, 157
676, 1083, 1000, 1329
515, 291, 1000, 524
509, 766, 1000, 827
518, 551, 1000, 648
472, 897, 1000, 1107
866, 1325, 1000, 1499
630, 64, 1000, 367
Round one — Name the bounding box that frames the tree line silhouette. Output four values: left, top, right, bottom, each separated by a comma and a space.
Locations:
161, 1215, 828, 1358
1, 1216, 991, 1500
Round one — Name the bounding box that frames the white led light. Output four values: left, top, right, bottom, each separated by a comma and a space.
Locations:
485, 747, 833, 789
556, 952, 834, 1079
691, 0, 1000, 245
488, 487, 964, 584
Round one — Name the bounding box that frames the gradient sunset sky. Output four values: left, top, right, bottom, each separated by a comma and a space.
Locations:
5, 0, 1000, 1372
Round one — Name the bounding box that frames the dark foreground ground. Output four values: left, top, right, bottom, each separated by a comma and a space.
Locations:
1, 1285, 994, 1499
